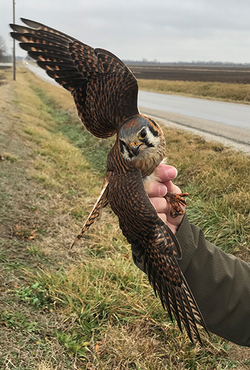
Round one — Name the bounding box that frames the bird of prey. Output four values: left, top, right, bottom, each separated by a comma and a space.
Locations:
10, 19, 208, 343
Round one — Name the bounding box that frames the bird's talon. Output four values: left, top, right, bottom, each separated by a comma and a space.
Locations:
165, 192, 188, 218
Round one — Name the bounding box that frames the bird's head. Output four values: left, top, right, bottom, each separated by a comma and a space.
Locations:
119, 115, 166, 176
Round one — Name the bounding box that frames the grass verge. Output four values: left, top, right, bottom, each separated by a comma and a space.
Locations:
0, 67, 250, 369
138, 79, 250, 104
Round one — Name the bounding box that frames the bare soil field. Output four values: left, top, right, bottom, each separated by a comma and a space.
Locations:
128, 64, 250, 84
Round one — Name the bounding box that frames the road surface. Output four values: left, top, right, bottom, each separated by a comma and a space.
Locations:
139, 91, 250, 129
24, 62, 250, 153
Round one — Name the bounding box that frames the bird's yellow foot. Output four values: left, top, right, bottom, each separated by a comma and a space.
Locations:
164, 192, 188, 218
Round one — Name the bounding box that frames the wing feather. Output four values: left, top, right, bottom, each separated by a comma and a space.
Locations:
141, 224, 208, 344
10, 18, 139, 138
109, 168, 208, 344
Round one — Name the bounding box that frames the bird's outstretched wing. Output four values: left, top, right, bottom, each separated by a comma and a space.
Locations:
10, 18, 139, 138
109, 168, 208, 344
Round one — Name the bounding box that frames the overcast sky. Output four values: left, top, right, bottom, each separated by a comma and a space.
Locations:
1, 0, 250, 63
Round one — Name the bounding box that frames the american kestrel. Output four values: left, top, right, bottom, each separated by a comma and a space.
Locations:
10, 19, 208, 343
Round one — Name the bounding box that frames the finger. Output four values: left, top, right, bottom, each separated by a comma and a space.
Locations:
145, 181, 167, 197
167, 212, 185, 227
146, 179, 182, 199
166, 181, 182, 194
157, 211, 182, 234
145, 164, 182, 198
150, 197, 168, 214
158, 213, 167, 223
145, 164, 178, 197
154, 164, 178, 184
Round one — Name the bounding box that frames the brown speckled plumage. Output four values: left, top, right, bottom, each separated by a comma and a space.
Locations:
10, 19, 208, 343
10, 18, 138, 138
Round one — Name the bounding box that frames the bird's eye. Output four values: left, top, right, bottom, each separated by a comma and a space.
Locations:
139, 128, 147, 139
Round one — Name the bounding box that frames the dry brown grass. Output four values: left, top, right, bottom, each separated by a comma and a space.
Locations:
138, 79, 250, 103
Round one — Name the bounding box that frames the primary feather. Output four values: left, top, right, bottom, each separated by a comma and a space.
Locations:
10, 18, 138, 138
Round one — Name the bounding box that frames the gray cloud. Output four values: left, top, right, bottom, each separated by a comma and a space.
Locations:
2, 0, 250, 63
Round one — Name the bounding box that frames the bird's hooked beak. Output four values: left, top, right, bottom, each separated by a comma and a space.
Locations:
129, 142, 144, 156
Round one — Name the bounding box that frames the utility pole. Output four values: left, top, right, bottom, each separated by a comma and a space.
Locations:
13, 0, 16, 80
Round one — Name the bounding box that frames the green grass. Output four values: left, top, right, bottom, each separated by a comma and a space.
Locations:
31, 85, 114, 175
1, 67, 250, 369
163, 132, 250, 254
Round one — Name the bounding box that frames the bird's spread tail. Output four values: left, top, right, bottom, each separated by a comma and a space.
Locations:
70, 179, 109, 248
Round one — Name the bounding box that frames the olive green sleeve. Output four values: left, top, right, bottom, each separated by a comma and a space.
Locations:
131, 214, 250, 346
176, 214, 250, 347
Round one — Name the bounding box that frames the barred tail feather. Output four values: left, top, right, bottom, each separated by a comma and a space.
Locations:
70, 180, 109, 248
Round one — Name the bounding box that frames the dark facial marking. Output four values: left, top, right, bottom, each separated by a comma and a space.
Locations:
144, 138, 154, 148
119, 139, 134, 158
149, 125, 159, 137
148, 117, 158, 128
119, 139, 124, 154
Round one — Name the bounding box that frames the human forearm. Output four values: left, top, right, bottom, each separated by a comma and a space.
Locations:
177, 214, 250, 347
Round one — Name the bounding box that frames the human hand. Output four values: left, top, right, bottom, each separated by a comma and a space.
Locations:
144, 164, 185, 234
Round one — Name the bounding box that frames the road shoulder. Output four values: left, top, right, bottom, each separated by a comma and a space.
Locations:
141, 107, 250, 154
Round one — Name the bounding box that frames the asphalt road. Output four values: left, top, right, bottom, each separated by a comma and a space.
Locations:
25, 62, 250, 153
25, 62, 61, 87
139, 91, 250, 129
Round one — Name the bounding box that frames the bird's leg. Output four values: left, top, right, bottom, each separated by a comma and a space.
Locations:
164, 192, 188, 218
70, 178, 109, 248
